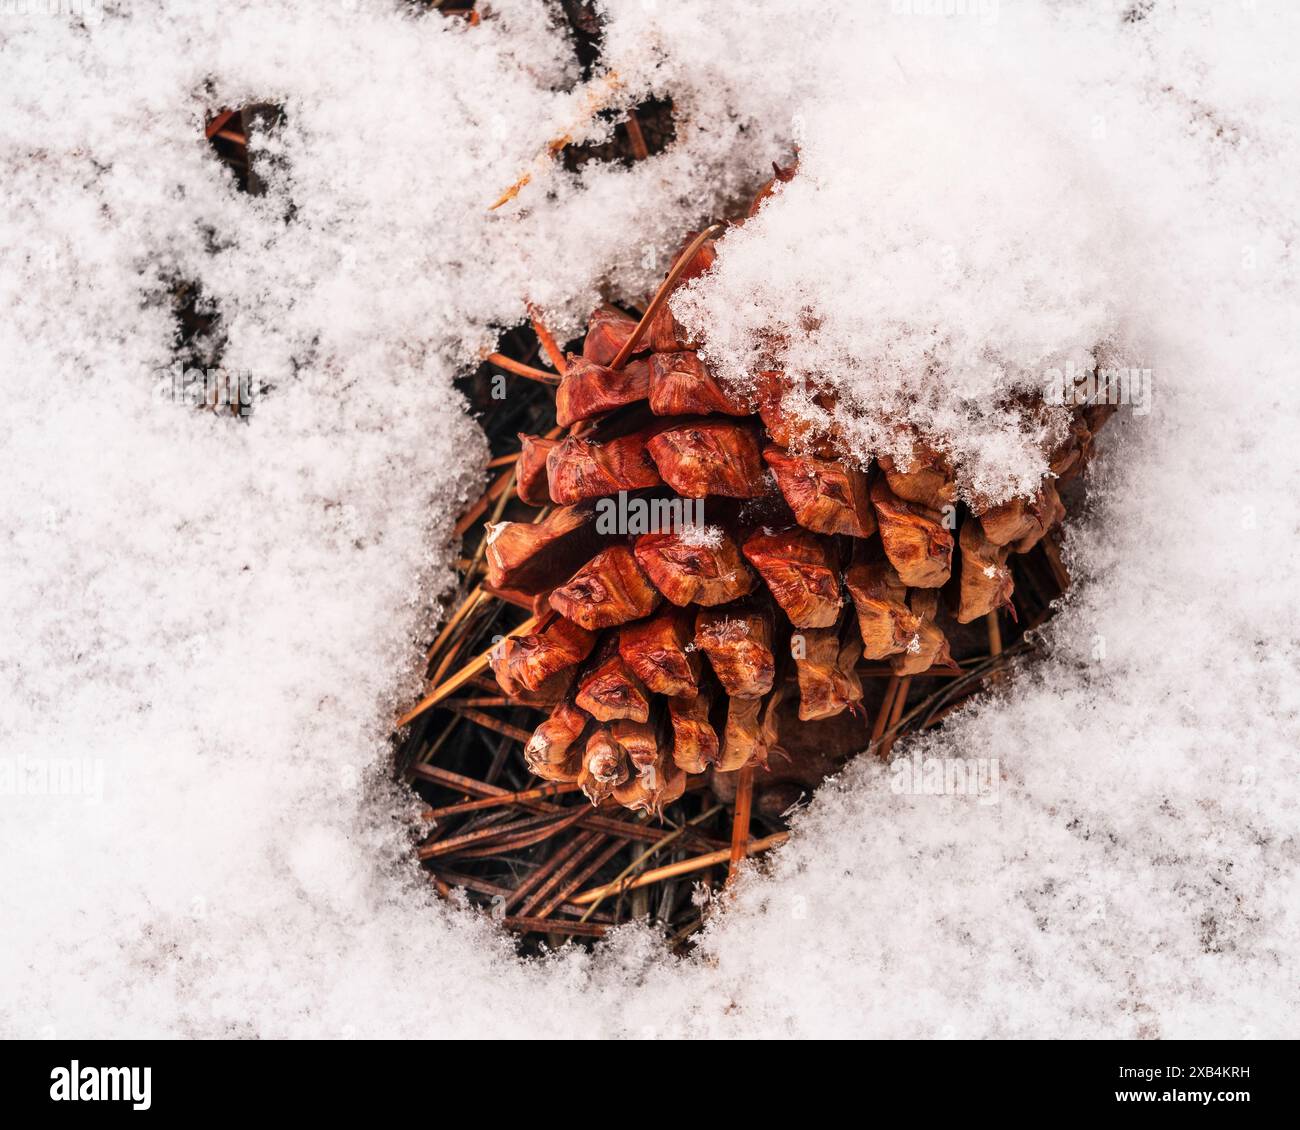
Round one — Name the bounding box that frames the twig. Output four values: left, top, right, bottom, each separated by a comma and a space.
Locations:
920, 698, 971, 730
426, 634, 469, 698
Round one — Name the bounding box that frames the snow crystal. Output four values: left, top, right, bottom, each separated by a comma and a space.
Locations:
675, 523, 725, 549
1, 0, 1297, 1039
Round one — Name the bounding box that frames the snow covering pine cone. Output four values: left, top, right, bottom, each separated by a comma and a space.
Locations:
487, 172, 1104, 819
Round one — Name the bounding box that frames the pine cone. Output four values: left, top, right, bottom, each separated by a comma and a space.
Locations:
482, 198, 1102, 816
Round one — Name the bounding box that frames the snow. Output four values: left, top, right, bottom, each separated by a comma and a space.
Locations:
1, 0, 1297, 1038
675, 523, 725, 549
675, 80, 1129, 502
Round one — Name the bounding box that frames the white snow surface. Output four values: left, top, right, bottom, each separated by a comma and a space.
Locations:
1, 0, 1297, 1038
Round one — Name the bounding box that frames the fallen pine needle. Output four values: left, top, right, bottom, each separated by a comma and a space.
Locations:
727, 765, 754, 883
610, 223, 726, 369
396, 615, 537, 728
569, 832, 788, 906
